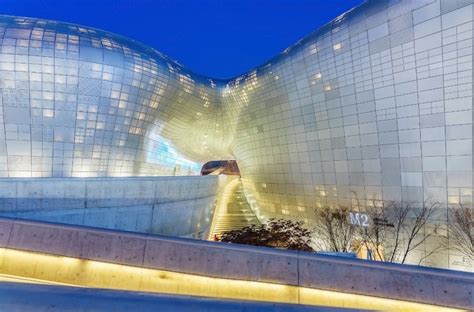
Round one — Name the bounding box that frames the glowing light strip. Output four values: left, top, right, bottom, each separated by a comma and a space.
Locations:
0, 273, 78, 286
208, 176, 240, 239
0, 248, 464, 312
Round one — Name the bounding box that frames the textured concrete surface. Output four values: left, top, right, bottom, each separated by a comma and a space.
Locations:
0, 217, 471, 310
0, 282, 364, 312
0, 176, 218, 237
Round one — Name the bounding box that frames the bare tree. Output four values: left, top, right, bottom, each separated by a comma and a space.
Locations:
447, 204, 473, 260
355, 199, 389, 261
359, 200, 440, 264
313, 205, 355, 253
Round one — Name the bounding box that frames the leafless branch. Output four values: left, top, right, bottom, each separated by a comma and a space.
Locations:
313, 206, 355, 253
446, 204, 473, 260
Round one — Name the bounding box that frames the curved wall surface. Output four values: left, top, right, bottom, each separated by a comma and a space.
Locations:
225, 0, 474, 271
0, 176, 218, 238
0, 15, 234, 178
0, 0, 473, 270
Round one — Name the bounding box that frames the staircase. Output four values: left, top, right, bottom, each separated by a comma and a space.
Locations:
209, 176, 259, 239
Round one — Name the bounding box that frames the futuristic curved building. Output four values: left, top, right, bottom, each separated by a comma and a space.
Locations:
0, 0, 472, 271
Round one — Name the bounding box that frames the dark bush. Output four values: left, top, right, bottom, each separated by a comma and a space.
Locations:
218, 218, 314, 252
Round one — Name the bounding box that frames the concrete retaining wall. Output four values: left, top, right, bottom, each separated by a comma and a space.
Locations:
0, 176, 218, 237
0, 217, 471, 310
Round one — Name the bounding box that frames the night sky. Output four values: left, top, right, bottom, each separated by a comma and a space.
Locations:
1, 0, 364, 79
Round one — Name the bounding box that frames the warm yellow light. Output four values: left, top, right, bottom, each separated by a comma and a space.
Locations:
0, 247, 463, 312
43, 109, 54, 118
208, 177, 241, 238
448, 196, 460, 204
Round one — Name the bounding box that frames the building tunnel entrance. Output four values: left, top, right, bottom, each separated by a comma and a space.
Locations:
202, 160, 259, 240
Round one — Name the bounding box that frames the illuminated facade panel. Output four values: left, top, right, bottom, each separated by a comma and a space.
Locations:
0, 15, 234, 177
0, 0, 472, 270
226, 0, 474, 271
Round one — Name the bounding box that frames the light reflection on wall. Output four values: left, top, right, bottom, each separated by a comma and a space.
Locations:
147, 139, 201, 175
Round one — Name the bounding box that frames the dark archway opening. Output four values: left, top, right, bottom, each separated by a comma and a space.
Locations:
201, 160, 240, 176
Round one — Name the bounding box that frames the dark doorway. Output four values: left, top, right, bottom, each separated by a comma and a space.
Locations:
201, 160, 240, 176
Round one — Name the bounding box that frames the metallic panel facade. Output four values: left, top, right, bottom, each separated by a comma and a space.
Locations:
0, 15, 232, 177
0, 0, 472, 270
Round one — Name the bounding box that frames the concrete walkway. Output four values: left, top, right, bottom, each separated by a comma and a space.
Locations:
0, 282, 364, 312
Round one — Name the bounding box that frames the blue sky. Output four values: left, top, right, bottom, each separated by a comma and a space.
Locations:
2, 0, 363, 79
